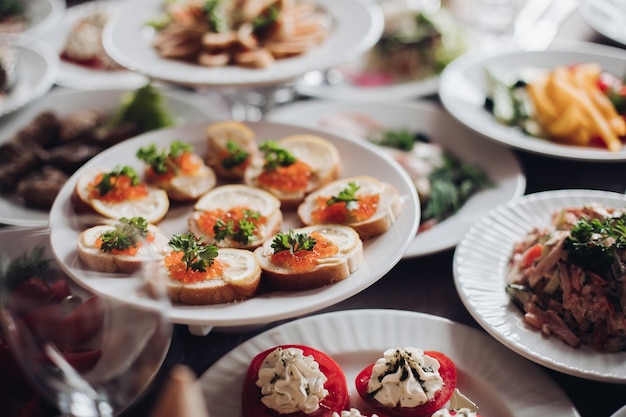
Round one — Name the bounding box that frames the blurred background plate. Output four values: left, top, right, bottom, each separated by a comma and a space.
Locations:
579, 0, 626, 46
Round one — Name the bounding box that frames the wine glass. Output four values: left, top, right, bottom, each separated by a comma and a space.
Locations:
0, 226, 173, 417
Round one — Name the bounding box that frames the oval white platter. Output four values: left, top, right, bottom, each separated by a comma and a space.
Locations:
268, 99, 526, 257
0, 35, 58, 119
101, 0, 384, 88
439, 40, 626, 161
199, 309, 579, 417
48, 121, 419, 332
0, 86, 216, 227
453, 189, 626, 382
43, 0, 149, 90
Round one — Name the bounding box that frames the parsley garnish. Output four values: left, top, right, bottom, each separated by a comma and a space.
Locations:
136, 140, 193, 175
221, 140, 249, 170
99, 217, 149, 253
213, 209, 260, 245
327, 182, 360, 208
95, 166, 141, 196
563, 214, 626, 279
1, 246, 51, 290
259, 141, 297, 170
368, 129, 428, 151
271, 230, 316, 254
168, 232, 218, 272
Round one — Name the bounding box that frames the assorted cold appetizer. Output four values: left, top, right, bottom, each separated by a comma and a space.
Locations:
242, 344, 349, 417
162, 232, 261, 305
254, 225, 363, 291
244, 135, 340, 209
485, 62, 626, 152
298, 175, 402, 240
355, 347, 457, 417
506, 203, 626, 351
149, 0, 329, 69
205, 120, 257, 179
136, 140, 216, 201
77, 216, 169, 273
188, 184, 283, 250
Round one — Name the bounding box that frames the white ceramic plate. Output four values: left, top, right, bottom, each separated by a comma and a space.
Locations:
453, 189, 626, 382
613, 404, 626, 417
48, 121, 419, 332
199, 309, 579, 417
439, 40, 626, 161
101, 0, 384, 88
267, 100, 526, 257
0, 35, 58, 118
0, 225, 170, 417
43, 1, 149, 90
9, 0, 65, 38
0, 87, 217, 227
579, 0, 626, 46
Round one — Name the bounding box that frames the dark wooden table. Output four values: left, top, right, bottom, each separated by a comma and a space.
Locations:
33, 2, 626, 416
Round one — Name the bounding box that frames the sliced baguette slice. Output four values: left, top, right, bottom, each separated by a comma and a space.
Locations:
188, 184, 282, 250
166, 248, 262, 305
254, 224, 363, 291
145, 153, 217, 202
77, 223, 169, 274
75, 166, 170, 224
206, 120, 258, 179
244, 134, 340, 209
297, 175, 402, 240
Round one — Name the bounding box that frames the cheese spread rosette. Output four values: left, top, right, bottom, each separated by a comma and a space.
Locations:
244, 135, 340, 209
254, 224, 363, 291
74, 165, 170, 224
355, 347, 457, 417
298, 175, 402, 240
188, 184, 282, 250
136, 140, 216, 202
242, 344, 349, 417
162, 232, 261, 305
77, 216, 168, 273
205, 120, 258, 180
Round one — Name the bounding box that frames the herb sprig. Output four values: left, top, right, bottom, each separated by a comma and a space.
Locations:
260, 141, 297, 170
136, 140, 193, 175
222, 140, 249, 170
327, 182, 360, 209
95, 166, 141, 196
271, 230, 316, 254
99, 217, 149, 253
168, 233, 218, 272
1, 246, 51, 290
213, 209, 260, 245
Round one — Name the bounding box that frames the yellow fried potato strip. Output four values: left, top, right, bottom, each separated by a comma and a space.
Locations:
526, 63, 625, 152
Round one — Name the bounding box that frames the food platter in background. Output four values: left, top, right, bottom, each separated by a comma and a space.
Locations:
48, 121, 419, 334
101, 0, 384, 88
267, 100, 526, 257
43, 0, 149, 90
0, 87, 216, 227
454, 189, 626, 382
439, 40, 626, 161
0, 0, 65, 38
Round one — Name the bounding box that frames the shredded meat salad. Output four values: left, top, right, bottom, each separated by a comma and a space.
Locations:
506, 203, 626, 352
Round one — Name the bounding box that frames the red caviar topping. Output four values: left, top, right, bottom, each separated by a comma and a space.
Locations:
147, 152, 202, 182
270, 232, 338, 272
197, 207, 264, 237
258, 160, 312, 193
311, 194, 379, 224
88, 173, 149, 203
164, 251, 225, 284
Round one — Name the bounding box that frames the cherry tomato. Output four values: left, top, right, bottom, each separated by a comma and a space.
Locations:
54, 296, 106, 348
355, 351, 457, 417
242, 344, 349, 417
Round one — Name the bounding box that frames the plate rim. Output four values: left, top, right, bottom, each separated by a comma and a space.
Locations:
453, 188, 626, 382
47, 120, 420, 327
267, 98, 527, 257
199, 308, 579, 417
438, 39, 626, 162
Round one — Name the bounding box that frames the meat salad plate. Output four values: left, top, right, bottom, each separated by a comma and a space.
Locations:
267, 100, 526, 257
0, 35, 58, 119
101, 0, 384, 88
48, 121, 419, 334
199, 309, 579, 417
43, 0, 149, 90
579, 0, 626, 46
0, 86, 216, 227
438, 40, 626, 161
453, 189, 626, 382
